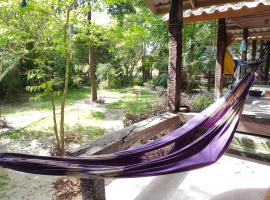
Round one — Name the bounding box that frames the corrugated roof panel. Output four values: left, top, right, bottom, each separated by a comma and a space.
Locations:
184, 0, 270, 18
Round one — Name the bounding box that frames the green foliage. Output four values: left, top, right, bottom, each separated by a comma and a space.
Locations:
192, 95, 214, 112
182, 22, 217, 91
155, 73, 167, 87
90, 111, 106, 120
108, 2, 136, 23
66, 124, 105, 141
0, 68, 22, 101
107, 90, 157, 114
133, 77, 144, 86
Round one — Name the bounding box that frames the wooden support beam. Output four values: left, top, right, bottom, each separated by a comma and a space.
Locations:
259, 40, 265, 72
264, 46, 270, 83
241, 28, 249, 77
234, 31, 270, 40
242, 28, 249, 61
80, 179, 105, 200
167, 0, 183, 112
214, 18, 226, 100
251, 40, 257, 61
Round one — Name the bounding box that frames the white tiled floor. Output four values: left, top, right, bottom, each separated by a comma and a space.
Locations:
106, 155, 270, 200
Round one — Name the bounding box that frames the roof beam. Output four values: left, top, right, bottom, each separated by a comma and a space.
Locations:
235, 31, 270, 38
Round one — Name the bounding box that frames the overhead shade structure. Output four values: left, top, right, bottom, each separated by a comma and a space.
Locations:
144, 0, 270, 24
144, 0, 270, 103
146, 1, 270, 40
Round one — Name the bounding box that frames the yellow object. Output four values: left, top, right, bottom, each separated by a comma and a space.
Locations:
224, 50, 234, 75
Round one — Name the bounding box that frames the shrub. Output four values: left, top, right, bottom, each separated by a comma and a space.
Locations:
0, 68, 22, 101
156, 73, 167, 87
133, 77, 144, 86
192, 95, 214, 112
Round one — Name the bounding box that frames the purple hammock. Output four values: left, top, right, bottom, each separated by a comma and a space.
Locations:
0, 73, 255, 179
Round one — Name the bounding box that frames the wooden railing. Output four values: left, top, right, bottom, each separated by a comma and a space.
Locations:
179, 112, 270, 137
69, 112, 179, 200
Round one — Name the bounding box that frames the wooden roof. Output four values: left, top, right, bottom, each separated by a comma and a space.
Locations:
144, 0, 270, 40
144, 0, 251, 15
144, 0, 270, 24
227, 8, 270, 40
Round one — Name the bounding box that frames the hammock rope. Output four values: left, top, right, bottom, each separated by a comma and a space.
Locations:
0, 71, 255, 178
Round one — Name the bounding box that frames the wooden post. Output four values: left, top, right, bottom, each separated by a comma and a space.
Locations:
259, 40, 265, 72
241, 28, 248, 77
265, 46, 270, 84
251, 40, 257, 61
167, 0, 183, 112
214, 18, 226, 100
80, 179, 105, 200
242, 28, 248, 61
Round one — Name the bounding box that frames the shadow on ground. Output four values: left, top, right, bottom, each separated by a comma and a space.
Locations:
211, 188, 268, 200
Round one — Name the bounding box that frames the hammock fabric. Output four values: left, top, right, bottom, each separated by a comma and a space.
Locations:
234, 60, 261, 68
0, 73, 255, 179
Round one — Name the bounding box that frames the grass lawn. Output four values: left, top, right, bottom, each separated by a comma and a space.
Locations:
106, 90, 161, 114
0, 86, 160, 143
1, 86, 90, 116
3, 110, 105, 142
0, 170, 10, 189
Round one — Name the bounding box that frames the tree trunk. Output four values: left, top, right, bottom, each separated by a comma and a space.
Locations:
59, 8, 72, 155
89, 46, 97, 101
50, 93, 60, 152
88, 2, 97, 102
187, 28, 195, 92
207, 70, 211, 91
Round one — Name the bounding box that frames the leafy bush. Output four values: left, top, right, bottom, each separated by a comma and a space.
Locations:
0, 68, 22, 101
133, 77, 144, 86
192, 95, 214, 112
109, 78, 123, 89
155, 73, 167, 87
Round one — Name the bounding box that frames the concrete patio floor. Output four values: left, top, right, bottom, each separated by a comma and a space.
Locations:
106, 155, 270, 200
243, 85, 270, 119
